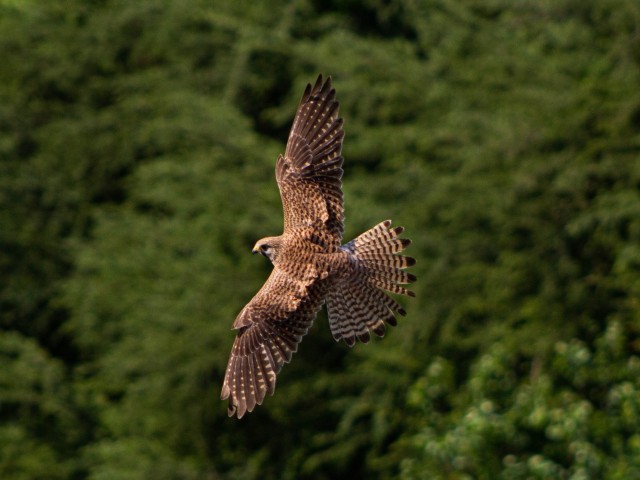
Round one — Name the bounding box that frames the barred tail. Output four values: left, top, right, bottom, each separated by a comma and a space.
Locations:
326, 220, 416, 346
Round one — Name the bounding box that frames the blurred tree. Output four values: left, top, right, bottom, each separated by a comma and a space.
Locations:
1, 0, 639, 478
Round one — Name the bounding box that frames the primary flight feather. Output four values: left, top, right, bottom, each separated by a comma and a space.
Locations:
221, 75, 416, 418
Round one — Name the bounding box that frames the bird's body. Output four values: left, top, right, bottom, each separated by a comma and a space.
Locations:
221, 75, 415, 418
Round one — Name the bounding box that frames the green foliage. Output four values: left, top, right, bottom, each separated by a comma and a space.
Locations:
402, 322, 640, 479
1, 0, 639, 478
0, 332, 79, 479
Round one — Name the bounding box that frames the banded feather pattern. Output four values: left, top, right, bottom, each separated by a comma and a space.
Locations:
277, 74, 344, 248
221, 76, 415, 418
326, 220, 415, 346
222, 261, 327, 418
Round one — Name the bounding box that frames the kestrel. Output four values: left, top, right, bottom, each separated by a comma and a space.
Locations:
221, 75, 415, 418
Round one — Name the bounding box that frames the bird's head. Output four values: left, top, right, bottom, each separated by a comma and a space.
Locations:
252, 236, 281, 263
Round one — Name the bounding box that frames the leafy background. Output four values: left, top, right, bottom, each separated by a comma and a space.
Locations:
1, 0, 639, 478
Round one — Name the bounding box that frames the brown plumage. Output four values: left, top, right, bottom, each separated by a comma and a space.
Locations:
221, 75, 415, 418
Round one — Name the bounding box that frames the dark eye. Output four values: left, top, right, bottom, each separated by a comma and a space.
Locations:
260, 244, 268, 251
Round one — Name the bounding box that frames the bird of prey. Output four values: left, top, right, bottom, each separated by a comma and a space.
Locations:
221, 75, 415, 418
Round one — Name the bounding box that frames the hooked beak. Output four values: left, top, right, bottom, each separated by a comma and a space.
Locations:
252, 246, 259, 255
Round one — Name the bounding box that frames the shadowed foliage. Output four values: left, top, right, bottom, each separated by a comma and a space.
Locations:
1, 0, 639, 478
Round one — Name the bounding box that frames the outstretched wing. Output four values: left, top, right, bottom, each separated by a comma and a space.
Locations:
276, 74, 345, 248
221, 75, 344, 417
220, 267, 326, 418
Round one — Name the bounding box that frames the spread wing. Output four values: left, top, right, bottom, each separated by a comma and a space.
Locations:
221, 75, 343, 418
220, 267, 326, 418
276, 74, 345, 249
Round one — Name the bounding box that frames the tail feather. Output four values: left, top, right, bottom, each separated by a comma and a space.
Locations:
327, 282, 392, 345
353, 237, 409, 255
359, 253, 415, 269
359, 261, 416, 284
326, 220, 416, 346
366, 277, 415, 297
